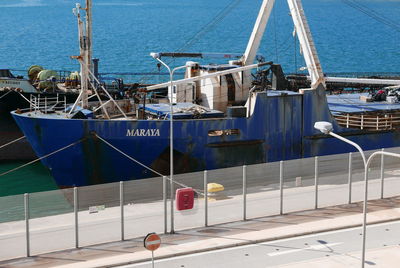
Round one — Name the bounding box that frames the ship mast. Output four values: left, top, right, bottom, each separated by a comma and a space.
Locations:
85, 0, 93, 82
72, 0, 92, 109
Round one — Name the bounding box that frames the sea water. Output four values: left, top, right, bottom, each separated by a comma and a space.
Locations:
0, 0, 399, 196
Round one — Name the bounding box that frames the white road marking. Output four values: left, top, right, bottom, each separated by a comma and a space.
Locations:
268, 242, 343, 256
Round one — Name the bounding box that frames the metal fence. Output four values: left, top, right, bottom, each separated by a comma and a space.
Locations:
1, 147, 400, 260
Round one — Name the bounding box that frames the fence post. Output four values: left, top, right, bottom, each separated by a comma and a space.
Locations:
24, 193, 30, 257
314, 156, 318, 209
170, 174, 175, 234
380, 148, 385, 199
120, 181, 124, 241
204, 170, 208, 227
348, 152, 352, 204
163, 176, 167, 234
74, 187, 79, 248
243, 165, 247, 221
279, 161, 284, 215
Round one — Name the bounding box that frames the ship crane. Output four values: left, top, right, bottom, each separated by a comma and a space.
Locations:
287, 0, 326, 89
241, 0, 325, 90
286, 0, 400, 89
241, 0, 275, 67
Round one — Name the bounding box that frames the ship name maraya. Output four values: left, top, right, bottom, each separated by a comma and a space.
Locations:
126, 129, 160, 137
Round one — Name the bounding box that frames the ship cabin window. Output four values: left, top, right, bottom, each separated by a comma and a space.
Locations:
208, 129, 240, 136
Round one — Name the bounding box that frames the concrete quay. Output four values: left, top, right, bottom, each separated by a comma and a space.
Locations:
1, 196, 400, 268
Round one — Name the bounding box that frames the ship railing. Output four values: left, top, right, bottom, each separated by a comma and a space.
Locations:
29, 94, 67, 113
333, 112, 400, 130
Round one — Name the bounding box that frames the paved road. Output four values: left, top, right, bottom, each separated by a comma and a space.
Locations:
119, 220, 400, 268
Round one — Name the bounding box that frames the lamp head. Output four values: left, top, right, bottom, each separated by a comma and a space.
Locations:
314, 121, 333, 134
150, 52, 160, 59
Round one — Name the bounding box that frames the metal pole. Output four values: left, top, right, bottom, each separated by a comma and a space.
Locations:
328, 132, 367, 166
348, 152, 353, 204
93, 58, 99, 80
319, 131, 400, 268
361, 151, 400, 268
279, 161, 284, 215
120, 181, 124, 241
380, 148, 385, 199
163, 176, 167, 234
150, 58, 188, 234
93, 58, 99, 89
85, 0, 93, 75
74, 187, 79, 248
204, 170, 208, 227
170, 70, 175, 234
24, 193, 30, 257
325, 131, 368, 268
361, 165, 368, 268
243, 165, 247, 221
152, 250, 155, 268
314, 156, 318, 209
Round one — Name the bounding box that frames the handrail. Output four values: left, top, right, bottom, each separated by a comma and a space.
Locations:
333, 112, 400, 130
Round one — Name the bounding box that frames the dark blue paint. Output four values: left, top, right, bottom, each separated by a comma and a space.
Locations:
11, 87, 400, 187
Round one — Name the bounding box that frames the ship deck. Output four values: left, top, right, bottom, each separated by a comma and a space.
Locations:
327, 93, 400, 114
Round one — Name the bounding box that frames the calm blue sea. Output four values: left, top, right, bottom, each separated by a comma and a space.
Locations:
0, 0, 399, 196
0, 0, 399, 74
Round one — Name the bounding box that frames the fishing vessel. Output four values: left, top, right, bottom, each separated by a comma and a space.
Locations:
11, 0, 400, 187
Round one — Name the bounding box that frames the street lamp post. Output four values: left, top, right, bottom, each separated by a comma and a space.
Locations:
314, 121, 400, 268
150, 53, 194, 234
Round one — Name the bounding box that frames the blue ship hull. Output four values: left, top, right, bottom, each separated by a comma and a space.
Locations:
11, 86, 400, 187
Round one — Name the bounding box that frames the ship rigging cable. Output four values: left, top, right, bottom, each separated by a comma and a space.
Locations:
139, 0, 242, 84
0, 136, 25, 150
0, 90, 14, 100
94, 133, 205, 196
0, 138, 86, 178
175, 0, 242, 54
341, 0, 400, 33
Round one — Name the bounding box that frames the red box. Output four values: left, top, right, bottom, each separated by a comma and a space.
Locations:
176, 188, 194, 211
